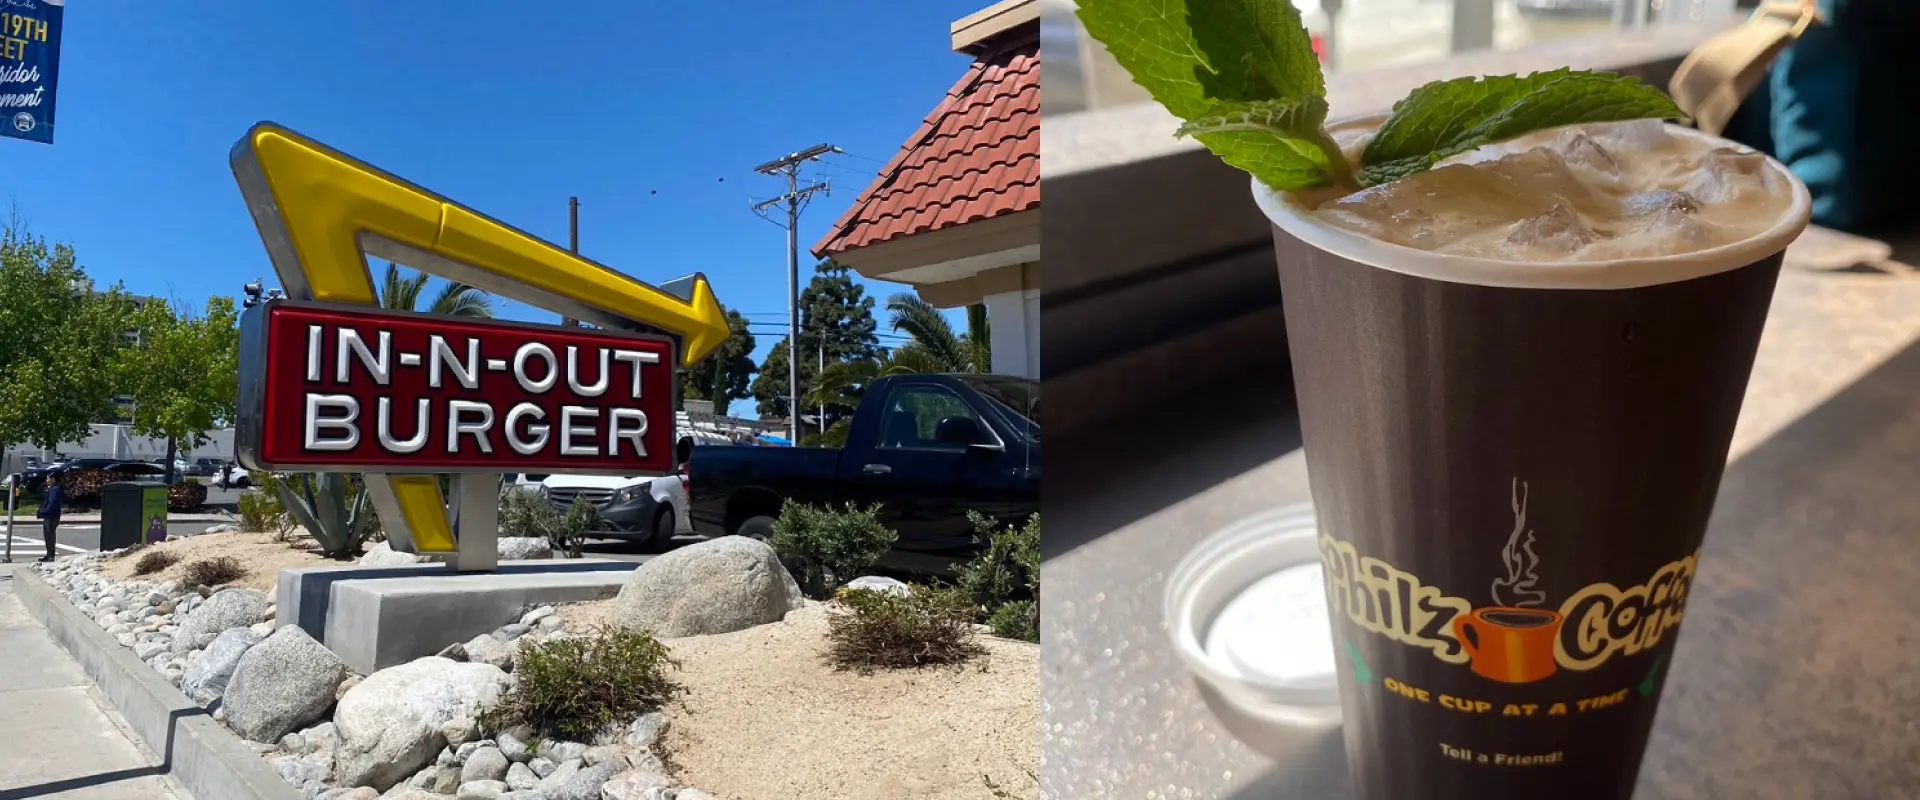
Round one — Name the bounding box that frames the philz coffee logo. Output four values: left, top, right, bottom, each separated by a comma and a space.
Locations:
1320, 479, 1698, 684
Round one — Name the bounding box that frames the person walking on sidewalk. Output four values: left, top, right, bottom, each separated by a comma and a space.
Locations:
36, 473, 64, 561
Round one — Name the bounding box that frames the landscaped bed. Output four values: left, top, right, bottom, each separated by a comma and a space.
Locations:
556, 598, 1041, 800
101, 529, 339, 594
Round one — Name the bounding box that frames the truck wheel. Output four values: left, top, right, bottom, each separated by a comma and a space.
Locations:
645, 505, 676, 551
734, 515, 776, 542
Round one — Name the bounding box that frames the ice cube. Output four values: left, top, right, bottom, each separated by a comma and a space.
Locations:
1316, 163, 1548, 250
1485, 149, 1614, 218
1504, 204, 1597, 256
1553, 130, 1620, 177
1621, 190, 1700, 218
1594, 119, 1673, 152
1685, 147, 1773, 204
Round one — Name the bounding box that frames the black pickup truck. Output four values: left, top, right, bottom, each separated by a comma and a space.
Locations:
688, 373, 1039, 573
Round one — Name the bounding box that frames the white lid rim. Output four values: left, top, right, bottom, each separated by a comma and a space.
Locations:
1251, 120, 1815, 291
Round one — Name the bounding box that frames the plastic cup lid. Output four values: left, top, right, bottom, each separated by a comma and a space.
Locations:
1166, 504, 1342, 723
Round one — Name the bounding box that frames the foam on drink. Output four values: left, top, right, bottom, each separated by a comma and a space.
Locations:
1307, 120, 1794, 263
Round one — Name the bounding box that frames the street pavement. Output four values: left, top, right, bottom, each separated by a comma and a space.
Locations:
0, 566, 183, 798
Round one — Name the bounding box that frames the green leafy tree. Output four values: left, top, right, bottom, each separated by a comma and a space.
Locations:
801, 294, 993, 445
0, 221, 139, 454
118, 297, 240, 484
680, 308, 756, 415
377, 261, 492, 317
751, 261, 882, 421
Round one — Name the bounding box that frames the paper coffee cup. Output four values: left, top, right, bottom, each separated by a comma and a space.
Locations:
1250, 120, 1811, 799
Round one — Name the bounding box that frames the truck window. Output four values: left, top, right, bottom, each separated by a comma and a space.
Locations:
878, 386, 988, 451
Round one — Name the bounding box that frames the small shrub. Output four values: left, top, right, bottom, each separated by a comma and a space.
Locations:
480, 625, 682, 742
558, 497, 600, 559
827, 586, 984, 671
237, 490, 295, 538
987, 600, 1038, 642
958, 512, 1040, 641
770, 501, 897, 597
59, 468, 113, 502
132, 549, 181, 576
180, 556, 247, 587
167, 481, 208, 511
499, 488, 561, 538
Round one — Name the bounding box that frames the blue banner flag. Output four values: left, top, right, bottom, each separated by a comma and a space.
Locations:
0, 0, 60, 145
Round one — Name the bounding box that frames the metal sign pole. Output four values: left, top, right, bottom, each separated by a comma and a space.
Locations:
4, 474, 16, 563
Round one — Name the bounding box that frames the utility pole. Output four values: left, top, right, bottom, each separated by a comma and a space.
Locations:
561, 197, 580, 327
752, 143, 839, 443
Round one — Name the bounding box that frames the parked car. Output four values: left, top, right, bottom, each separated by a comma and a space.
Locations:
104, 462, 167, 479
190, 458, 224, 477
214, 464, 253, 488
689, 373, 1039, 574
537, 471, 693, 549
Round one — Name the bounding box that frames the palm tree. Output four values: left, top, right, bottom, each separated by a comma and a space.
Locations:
376, 262, 493, 317
800, 294, 992, 446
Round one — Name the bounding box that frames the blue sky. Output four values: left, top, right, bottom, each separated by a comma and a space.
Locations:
5, 0, 978, 405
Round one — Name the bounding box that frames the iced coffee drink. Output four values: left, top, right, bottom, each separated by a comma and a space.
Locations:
1074, 0, 1810, 795
1250, 114, 1807, 800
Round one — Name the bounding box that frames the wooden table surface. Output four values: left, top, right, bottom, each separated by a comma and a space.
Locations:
1042, 231, 1920, 799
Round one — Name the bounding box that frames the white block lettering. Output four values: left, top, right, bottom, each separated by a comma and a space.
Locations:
559, 405, 599, 456
611, 349, 660, 397
306, 324, 323, 382
304, 394, 360, 451
336, 328, 392, 385
609, 408, 648, 458
429, 335, 479, 390
505, 403, 549, 455
377, 397, 430, 454
447, 400, 495, 455
566, 346, 609, 397
514, 343, 558, 394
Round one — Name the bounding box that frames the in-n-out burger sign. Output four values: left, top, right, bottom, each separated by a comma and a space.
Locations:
237, 302, 676, 475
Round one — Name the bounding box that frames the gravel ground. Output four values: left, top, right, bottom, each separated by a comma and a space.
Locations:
555, 600, 1040, 800
101, 530, 342, 593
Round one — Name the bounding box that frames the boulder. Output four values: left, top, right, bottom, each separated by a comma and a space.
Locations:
224, 626, 349, 742
462, 746, 510, 783
172, 589, 269, 654
332, 657, 511, 792
181, 628, 262, 705
845, 575, 913, 596
498, 538, 551, 560
608, 537, 804, 637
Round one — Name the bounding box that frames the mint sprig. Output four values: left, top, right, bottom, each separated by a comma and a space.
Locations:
1075, 0, 1686, 193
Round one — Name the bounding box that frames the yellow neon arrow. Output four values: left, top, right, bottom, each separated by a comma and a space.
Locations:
233, 123, 729, 367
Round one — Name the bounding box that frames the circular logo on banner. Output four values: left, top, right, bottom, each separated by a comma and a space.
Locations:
11, 113, 33, 133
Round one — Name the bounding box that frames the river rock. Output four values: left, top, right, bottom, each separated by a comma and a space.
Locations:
181, 627, 262, 705
172, 588, 269, 654
224, 626, 349, 742
498, 728, 534, 762
332, 657, 511, 791
550, 761, 617, 800
359, 541, 425, 567
608, 536, 804, 637
505, 761, 539, 791
462, 634, 514, 671
462, 745, 510, 783
541, 741, 588, 764
498, 537, 551, 560
845, 575, 913, 596
597, 768, 672, 800
457, 780, 508, 799
624, 713, 667, 751
528, 757, 557, 778
440, 716, 479, 747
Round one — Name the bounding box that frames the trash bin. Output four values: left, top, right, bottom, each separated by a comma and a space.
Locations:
101, 481, 169, 550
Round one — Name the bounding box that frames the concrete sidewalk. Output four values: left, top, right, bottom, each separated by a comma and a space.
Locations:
0, 566, 182, 799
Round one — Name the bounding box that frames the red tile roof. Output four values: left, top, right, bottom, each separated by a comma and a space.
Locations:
813, 37, 1039, 259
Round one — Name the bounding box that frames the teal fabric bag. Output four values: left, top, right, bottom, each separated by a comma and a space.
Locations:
1726, 0, 1920, 233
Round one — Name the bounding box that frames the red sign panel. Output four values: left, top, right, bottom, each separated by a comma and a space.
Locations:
238, 302, 676, 474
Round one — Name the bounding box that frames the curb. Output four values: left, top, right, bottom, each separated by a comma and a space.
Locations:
13, 567, 302, 800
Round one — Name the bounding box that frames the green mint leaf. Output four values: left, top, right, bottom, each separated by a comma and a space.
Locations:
1359, 70, 1684, 186
1176, 96, 1328, 139
1076, 0, 1339, 190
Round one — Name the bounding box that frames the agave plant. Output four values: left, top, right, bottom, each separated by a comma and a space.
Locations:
273, 473, 377, 559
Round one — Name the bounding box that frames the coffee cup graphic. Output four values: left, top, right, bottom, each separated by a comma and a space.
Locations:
1453, 606, 1563, 683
